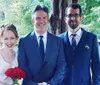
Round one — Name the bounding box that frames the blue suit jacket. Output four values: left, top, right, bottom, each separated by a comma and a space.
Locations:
17, 32, 66, 85
59, 28, 100, 85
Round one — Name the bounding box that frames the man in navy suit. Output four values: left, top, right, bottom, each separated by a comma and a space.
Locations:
17, 5, 66, 85
59, 3, 100, 85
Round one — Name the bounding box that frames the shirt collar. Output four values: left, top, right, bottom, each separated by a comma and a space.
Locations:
68, 28, 82, 37
35, 31, 47, 39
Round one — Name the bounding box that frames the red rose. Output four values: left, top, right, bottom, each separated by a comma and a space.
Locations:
5, 68, 16, 78
5, 67, 26, 84
14, 67, 26, 79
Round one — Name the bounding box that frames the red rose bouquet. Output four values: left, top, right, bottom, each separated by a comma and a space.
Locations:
5, 67, 26, 84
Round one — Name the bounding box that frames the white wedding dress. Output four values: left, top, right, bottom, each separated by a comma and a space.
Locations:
0, 53, 18, 85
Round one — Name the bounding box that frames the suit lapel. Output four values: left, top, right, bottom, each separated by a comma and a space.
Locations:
43, 32, 52, 63
30, 32, 43, 63
75, 28, 87, 52
74, 28, 87, 61
64, 32, 73, 55
63, 32, 74, 65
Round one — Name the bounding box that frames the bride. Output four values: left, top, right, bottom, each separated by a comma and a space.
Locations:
0, 24, 18, 85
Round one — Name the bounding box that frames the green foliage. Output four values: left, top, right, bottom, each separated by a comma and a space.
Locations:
0, 0, 100, 39
19, 5, 33, 35
80, 0, 100, 15
80, 0, 100, 39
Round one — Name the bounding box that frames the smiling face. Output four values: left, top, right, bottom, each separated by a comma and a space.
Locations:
32, 10, 49, 34
2, 30, 17, 49
65, 7, 82, 32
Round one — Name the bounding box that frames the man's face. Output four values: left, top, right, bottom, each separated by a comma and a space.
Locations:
32, 10, 49, 34
65, 7, 82, 30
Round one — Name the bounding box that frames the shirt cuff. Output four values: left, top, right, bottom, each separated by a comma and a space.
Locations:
42, 82, 48, 85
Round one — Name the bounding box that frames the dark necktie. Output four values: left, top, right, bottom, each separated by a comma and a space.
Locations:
71, 34, 76, 49
39, 36, 45, 60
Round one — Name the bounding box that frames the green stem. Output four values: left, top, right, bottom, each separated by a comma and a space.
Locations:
13, 78, 19, 84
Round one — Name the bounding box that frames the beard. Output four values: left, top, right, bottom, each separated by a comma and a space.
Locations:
68, 20, 79, 29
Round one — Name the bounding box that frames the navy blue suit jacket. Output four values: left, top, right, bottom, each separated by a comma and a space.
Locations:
59, 28, 100, 85
17, 32, 66, 85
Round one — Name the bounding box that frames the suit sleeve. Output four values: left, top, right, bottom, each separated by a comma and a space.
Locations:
17, 38, 33, 80
46, 38, 67, 85
91, 35, 100, 85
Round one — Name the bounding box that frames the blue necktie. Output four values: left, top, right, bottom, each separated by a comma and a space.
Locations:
39, 36, 45, 60
72, 34, 76, 49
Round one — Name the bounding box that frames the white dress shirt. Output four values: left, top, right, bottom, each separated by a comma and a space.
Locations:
35, 31, 47, 53
68, 29, 83, 46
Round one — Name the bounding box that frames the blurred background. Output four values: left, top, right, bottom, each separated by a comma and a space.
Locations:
0, 0, 100, 52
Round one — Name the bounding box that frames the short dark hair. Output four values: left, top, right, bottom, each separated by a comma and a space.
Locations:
33, 5, 48, 15
1, 24, 18, 38
65, 3, 82, 16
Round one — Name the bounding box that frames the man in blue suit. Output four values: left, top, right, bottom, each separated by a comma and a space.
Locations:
59, 3, 100, 85
17, 5, 66, 85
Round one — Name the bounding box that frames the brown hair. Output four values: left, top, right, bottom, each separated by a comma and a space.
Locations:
1, 24, 18, 39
